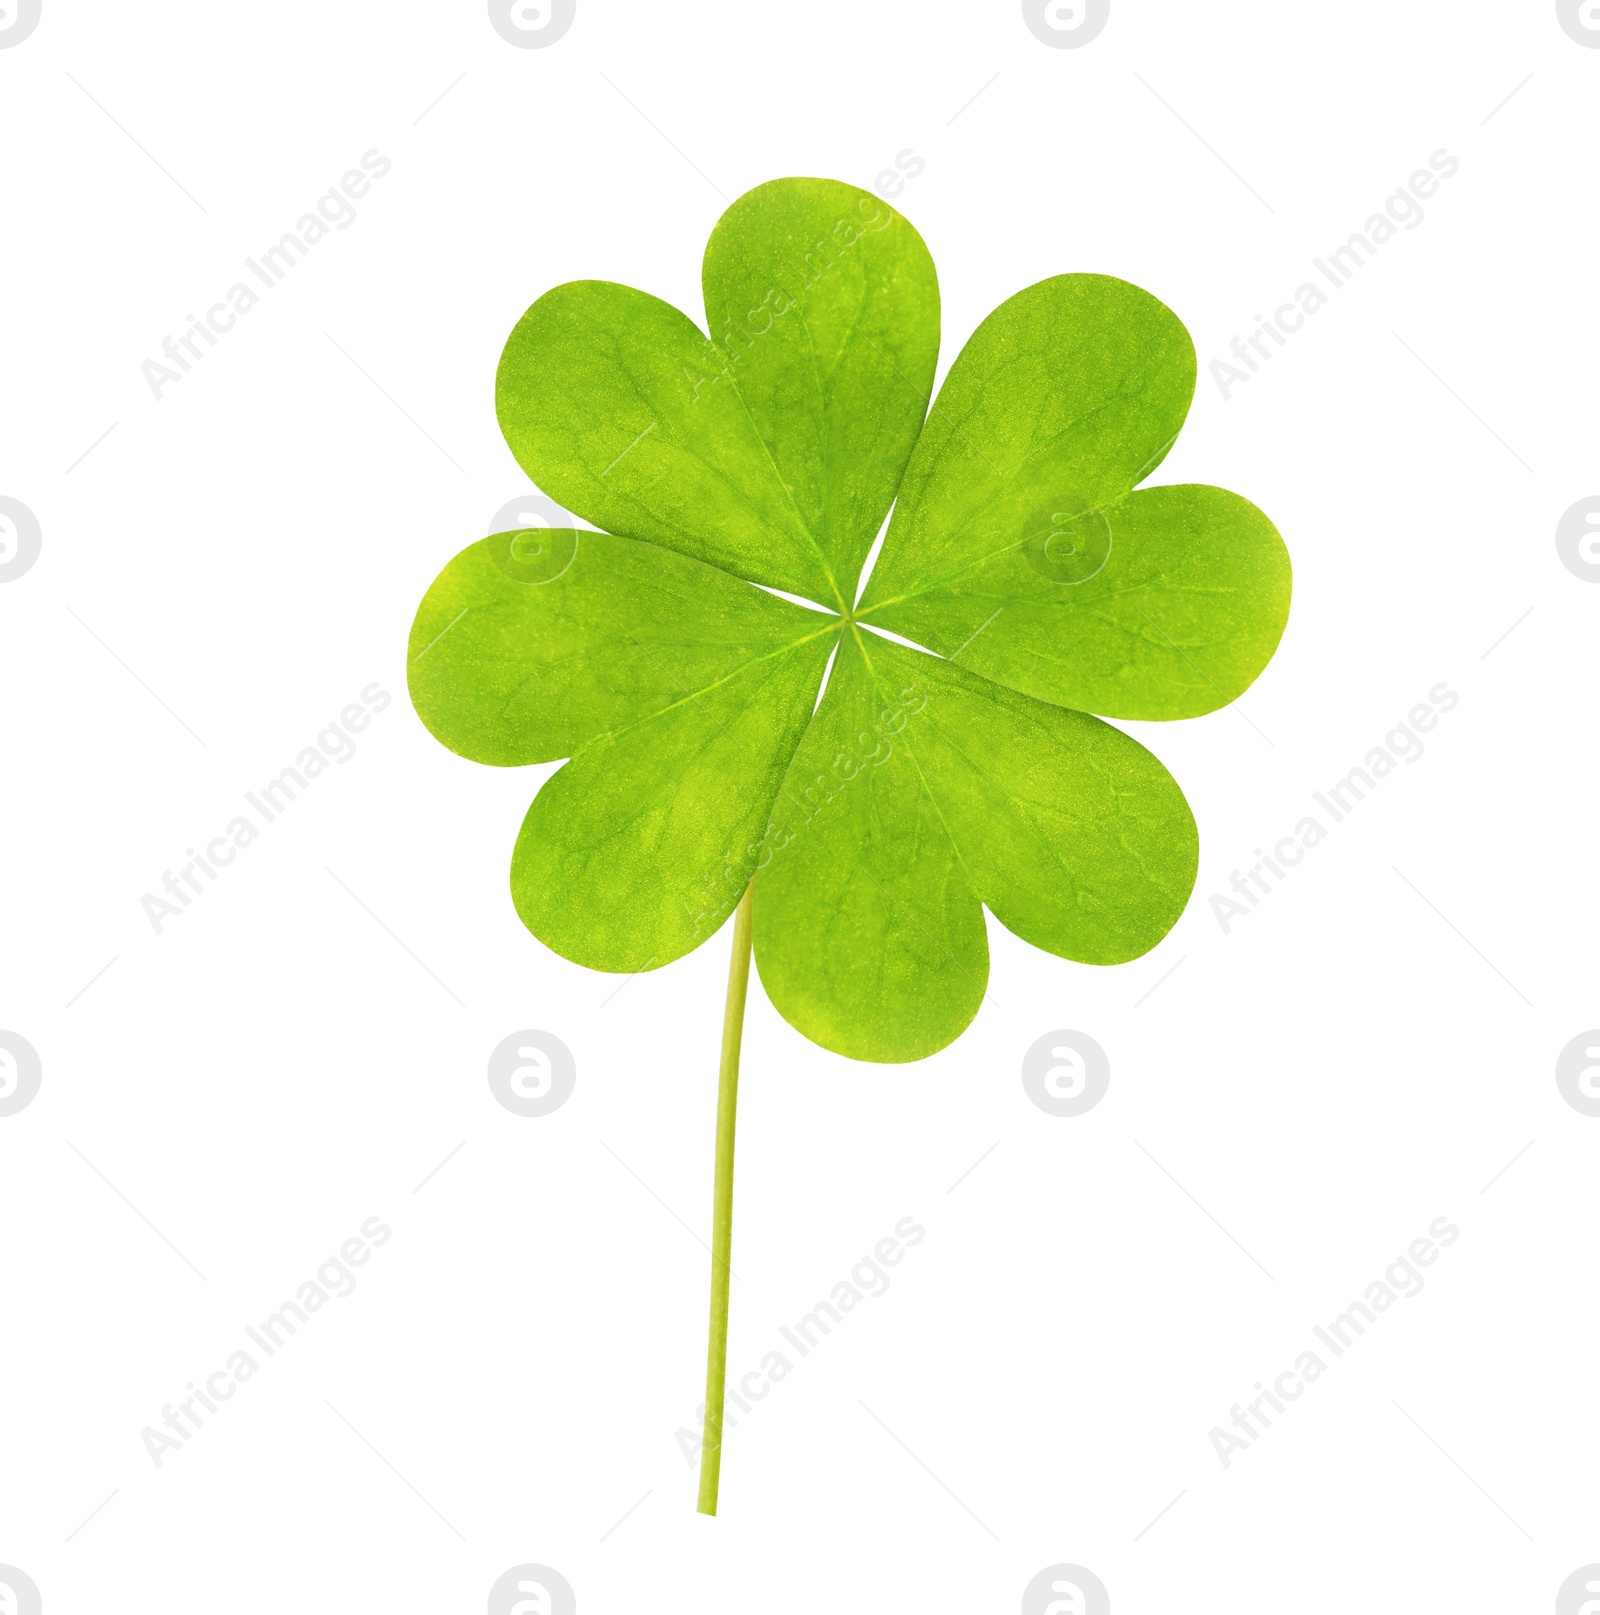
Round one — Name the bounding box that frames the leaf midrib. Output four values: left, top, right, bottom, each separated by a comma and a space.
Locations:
575, 617, 844, 757
710, 322, 851, 616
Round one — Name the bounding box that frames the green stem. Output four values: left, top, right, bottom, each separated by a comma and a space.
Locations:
696, 879, 755, 1516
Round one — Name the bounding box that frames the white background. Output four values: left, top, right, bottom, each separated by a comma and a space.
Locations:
2, 3, 1597, 1611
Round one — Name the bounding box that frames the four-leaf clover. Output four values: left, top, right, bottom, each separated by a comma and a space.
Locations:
407, 176, 1290, 1510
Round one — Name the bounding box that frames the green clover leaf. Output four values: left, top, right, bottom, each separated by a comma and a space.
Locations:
407, 176, 1290, 1511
